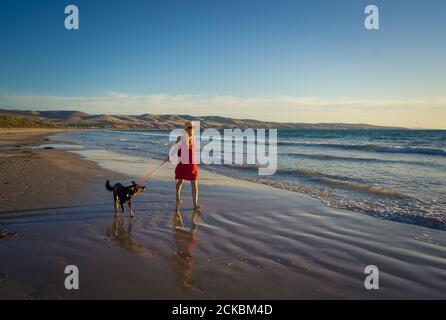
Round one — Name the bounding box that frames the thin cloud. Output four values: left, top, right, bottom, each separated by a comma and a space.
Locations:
1, 92, 445, 128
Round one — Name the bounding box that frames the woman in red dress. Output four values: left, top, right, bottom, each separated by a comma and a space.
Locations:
167, 121, 201, 210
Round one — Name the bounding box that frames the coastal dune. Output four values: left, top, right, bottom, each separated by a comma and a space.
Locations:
0, 130, 445, 299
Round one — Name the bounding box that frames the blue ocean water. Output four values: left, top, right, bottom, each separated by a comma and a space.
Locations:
54, 129, 446, 230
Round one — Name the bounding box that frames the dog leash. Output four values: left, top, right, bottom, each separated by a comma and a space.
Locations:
136, 159, 168, 185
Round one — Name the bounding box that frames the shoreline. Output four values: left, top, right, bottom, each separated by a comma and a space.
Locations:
0, 129, 445, 299
52, 129, 446, 232
0, 129, 126, 214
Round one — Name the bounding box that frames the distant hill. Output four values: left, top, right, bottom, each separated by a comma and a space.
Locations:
0, 108, 407, 130
0, 115, 57, 128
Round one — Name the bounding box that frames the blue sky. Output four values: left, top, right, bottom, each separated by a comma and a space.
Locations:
0, 0, 445, 128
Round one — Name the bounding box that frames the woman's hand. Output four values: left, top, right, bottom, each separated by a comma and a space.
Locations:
166, 155, 172, 161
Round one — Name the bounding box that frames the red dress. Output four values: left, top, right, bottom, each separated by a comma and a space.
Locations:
175, 137, 198, 181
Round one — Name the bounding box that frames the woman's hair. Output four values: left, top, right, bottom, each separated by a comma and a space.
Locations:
184, 121, 193, 129
176, 136, 182, 143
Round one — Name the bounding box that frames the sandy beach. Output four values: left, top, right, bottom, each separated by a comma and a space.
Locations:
0, 129, 126, 213
0, 129, 445, 299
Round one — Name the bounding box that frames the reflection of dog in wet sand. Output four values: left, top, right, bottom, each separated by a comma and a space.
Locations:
105, 181, 146, 217
105, 216, 143, 254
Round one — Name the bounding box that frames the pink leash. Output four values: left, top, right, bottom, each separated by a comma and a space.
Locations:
136, 159, 168, 185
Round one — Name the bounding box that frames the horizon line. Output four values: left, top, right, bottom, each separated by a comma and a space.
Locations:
2, 106, 444, 130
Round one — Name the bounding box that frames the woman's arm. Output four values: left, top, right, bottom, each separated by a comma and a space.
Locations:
167, 136, 183, 160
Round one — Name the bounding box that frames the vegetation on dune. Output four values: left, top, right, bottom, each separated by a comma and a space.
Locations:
0, 115, 58, 128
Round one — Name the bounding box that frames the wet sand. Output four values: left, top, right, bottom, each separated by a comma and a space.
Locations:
0, 129, 125, 213
0, 130, 446, 299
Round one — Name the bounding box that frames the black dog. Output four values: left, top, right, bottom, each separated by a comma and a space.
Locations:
106, 181, 146, 217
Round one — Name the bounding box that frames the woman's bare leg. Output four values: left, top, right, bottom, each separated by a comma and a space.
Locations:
191, 180, 202, 209
176, 179, 184, 205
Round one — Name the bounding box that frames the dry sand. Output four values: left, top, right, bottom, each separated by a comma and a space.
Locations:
0, 129, 445, 299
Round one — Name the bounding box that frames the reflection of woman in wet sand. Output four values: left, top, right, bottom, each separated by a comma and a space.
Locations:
105, 216, 143, 254
171, 208, 201, 292
167, 121, 202, 210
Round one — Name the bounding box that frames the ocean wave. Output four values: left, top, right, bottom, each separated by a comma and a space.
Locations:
281, 152, 441, 167
200, 135, 277, 144
226, 164, 261, 171
281, 168, 363, 183
281, 152, 382, 162
141, 133, 170, 137
318, 178, 400, 197
111, 131, 170, 137
205, 167, 446, 231
285, 168, 400, 196
278, 141, 446, 156
216, 164, 400, 196
225, 164, 363, 183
